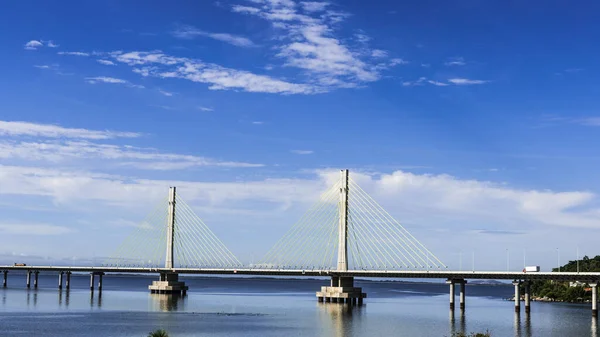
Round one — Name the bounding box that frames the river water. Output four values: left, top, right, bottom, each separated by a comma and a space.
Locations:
0, 274, 597, 336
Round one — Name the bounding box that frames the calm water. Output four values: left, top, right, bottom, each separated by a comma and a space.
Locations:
0, 273, 597, 336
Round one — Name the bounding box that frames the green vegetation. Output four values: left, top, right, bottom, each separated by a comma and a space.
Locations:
148, 329, 169, 337
529, 255, 600, 302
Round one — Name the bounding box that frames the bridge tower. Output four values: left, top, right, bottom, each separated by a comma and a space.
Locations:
317, 170, 367, 304
149, 187, 188, 295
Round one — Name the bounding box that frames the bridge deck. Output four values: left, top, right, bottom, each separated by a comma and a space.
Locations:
1, 266, 599, 282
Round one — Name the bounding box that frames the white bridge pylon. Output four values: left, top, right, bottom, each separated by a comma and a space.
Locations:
256, 170, 447, 271
103, 187, 242, 269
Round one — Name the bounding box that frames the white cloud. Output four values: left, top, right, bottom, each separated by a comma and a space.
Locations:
111, 51, 316, 94
389, 58, 408, 66
428, 80, 449, 86
86, 76, 145, 89
448, 78, 488, 85
97, 59, 116, 66
34, 65, 51, 69
0, 140, 264, 169
301, 1, 329, 12
252, 121, 264, 125
0, 223, 72, 235
0, 120, 140, 139
24, 40, 43, 50
47, 41, 59, 48
371, 49, 388, 58
291, 150, 313, 154
577, 117, 600, 126
172, 25, 255, 47
444, 57, 466, 66
402, 77, 427, 87
159, 89, 174, 97
232, 5, 261, 14
198, 106, 214, 112
58, 51, 90, 57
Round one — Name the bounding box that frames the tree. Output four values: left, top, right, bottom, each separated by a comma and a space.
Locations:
148, 329, 169, 337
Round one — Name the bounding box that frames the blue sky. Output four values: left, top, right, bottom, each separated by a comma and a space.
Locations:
0, 0, 599, 271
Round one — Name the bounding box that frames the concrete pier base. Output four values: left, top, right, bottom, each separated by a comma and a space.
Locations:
316, 277, 366, 305
26, 271, 31, 288
447, 280, 455, 310
513, 281, 521, 313
591, 283, 598, 317
459, 280, 466, 310
58, 272, 64, 290
524, 282, 531, 313
66, 272, 71, 290
90, 273, 95, 291
149, 273, 188, 295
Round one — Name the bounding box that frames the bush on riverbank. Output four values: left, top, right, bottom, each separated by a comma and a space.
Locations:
148, 329, 169, 337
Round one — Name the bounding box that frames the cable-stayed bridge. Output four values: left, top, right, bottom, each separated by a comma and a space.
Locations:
2, 170, 600, 316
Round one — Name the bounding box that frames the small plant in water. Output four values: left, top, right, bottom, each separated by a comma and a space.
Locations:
148, 329, 169, 337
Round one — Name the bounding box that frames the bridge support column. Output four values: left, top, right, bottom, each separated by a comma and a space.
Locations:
98, 273, 103, 292
316, 276, 366, 304
513, 281, 521, 313
591, 283, 598, 317
149, 273, 188, 295
3, 270, 7, 287
34, 271, 39, 288
58, 272, 64, 290
26, 271, 31, 288
459, 280, 466, 310
65, 272, 71, 290
90, 273, 95, 291
446, 279, 455, 310
524, 281, 531, 313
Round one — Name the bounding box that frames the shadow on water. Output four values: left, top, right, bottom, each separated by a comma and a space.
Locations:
149, 294, 186, 312
316, 302, 365, 337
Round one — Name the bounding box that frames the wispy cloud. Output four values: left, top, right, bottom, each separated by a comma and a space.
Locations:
58, 51, 90, 57
0, 140, 264, 170
85, 76, 144, 89
301, 1, 329, 12
111, 51, 315, 94
0, 223, 72, 235
575, 117, 600, 126
252, 121, 264, 125
172, 25, 255, 47
198, 106, 214, 112
444, 57, 466, 66
97, 59, 116, 66
428, 80, 449, 87
447, 78, 488, 85
34, 65, 51, 69
371, 49, 388, 58
291, 149, 314, 155
47, 41, 59, 48
0, 120, 141, 139
159, 89, 174, 97
24, 40, 43, 50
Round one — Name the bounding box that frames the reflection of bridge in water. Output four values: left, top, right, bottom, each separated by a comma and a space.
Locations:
2, 170, 600, 316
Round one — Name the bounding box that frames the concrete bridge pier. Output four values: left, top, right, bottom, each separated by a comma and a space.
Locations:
58, 271, 64, 290
149, 273, 188, 295
459, 280, 466, 310
512, 281, 521, 313
446, 280, 455, 310
591, 283, 598, 317
98, 273, 104, 292
90, 273, 95, 291
26, 271, 31, 288
33, 271, 39, 288
2, 270, 7, 287
524, 281, 531, 313
316, 276, 366, 305
65, 272, 71, 290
